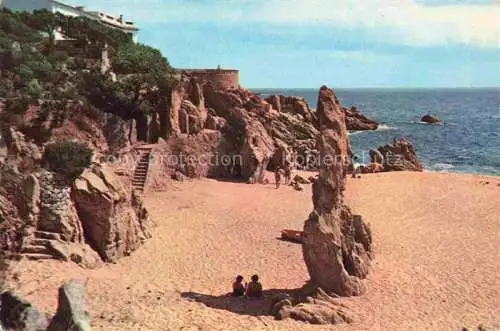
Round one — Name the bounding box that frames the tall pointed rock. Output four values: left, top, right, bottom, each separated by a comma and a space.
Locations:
302, 86, 372, 296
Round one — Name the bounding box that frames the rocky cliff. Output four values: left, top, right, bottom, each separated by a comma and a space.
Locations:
0, 127, 151, 268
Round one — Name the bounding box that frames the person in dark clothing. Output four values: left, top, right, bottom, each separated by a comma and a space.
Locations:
232, 275, 245, 296
274, 167, 282, 189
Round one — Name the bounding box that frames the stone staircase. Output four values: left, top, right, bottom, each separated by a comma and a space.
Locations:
132, 147, 152, 193
15, 231, 62, 261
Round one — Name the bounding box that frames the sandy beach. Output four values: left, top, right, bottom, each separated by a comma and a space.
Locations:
5, 171, 500, 331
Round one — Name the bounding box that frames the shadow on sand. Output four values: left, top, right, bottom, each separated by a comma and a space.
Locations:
181, 288, 302, 317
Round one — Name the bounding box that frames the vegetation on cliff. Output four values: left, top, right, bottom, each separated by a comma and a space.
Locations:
43, 140, 93, 179
0, 8, 175, 136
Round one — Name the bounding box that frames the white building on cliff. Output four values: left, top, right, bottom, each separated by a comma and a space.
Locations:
0, 0, 139, 42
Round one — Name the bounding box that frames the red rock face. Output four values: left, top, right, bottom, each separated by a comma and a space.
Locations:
302, 86, 372, 297
313, 86, 351, 212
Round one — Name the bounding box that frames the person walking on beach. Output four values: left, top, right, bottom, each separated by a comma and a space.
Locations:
245, 274, 263, 298
232, 275, 245, 296
284, 162, 292, 185
274, 167, 282, 189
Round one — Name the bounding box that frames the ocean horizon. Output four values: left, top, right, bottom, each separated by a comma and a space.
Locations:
251, 87, 500, 177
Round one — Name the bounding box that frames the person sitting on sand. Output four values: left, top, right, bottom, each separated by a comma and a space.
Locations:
245, 274, 263, 298
275, 167, 282, 189
232, 275, 245, 296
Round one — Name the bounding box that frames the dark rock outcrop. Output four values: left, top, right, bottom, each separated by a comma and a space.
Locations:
0, 280, 92, 331
343, 106, 378, 131
0, 292, 49, 331
421, 114, 440, 124
377, 139, 423, 172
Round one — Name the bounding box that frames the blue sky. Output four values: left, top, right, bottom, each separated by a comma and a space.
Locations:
73, 0, 498, 88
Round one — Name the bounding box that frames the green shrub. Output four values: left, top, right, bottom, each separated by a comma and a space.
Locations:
27, 78, 42, 98
43, 140, 93, 178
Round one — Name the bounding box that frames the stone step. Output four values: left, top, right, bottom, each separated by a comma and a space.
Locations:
22, 244, 51, 255
31, 238, 52, 246
134, 169, 148, 174
22, 253, 54, 261
34, 231, 61, 240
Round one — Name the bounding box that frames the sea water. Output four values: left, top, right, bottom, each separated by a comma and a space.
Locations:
252, 88, 500, 176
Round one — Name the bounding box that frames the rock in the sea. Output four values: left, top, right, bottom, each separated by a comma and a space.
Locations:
377, 139, 423, 172
274, 86, 373, 325
47, 280, 91, 331
343, 106, 379, 131
0, 292, 49, 331
421, 114, 440, 124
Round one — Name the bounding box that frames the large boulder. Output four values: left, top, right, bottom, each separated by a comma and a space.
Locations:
377, 139, 423, 172
274, 86, 373, 325
421, 114, 440, 124
343, 106, 378, 131
71, 164, 152, 262
47, 280, 91, 331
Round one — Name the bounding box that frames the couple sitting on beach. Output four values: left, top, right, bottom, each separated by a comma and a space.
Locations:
232, 274, 262, 298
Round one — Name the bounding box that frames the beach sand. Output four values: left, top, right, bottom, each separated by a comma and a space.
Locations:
5, 172, 500, 331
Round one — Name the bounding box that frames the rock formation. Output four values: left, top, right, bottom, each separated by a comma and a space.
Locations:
0, 136, 151, 267
265, 95, 318, 124
272, 86, 373, 325
343, 106, 379, 131
47, 280, 91, 331
1, 280, 91, 331
375, 139, 423, 172
229, 108, 275, 183
421, 114, 440, 124
72, 164, 152, 262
